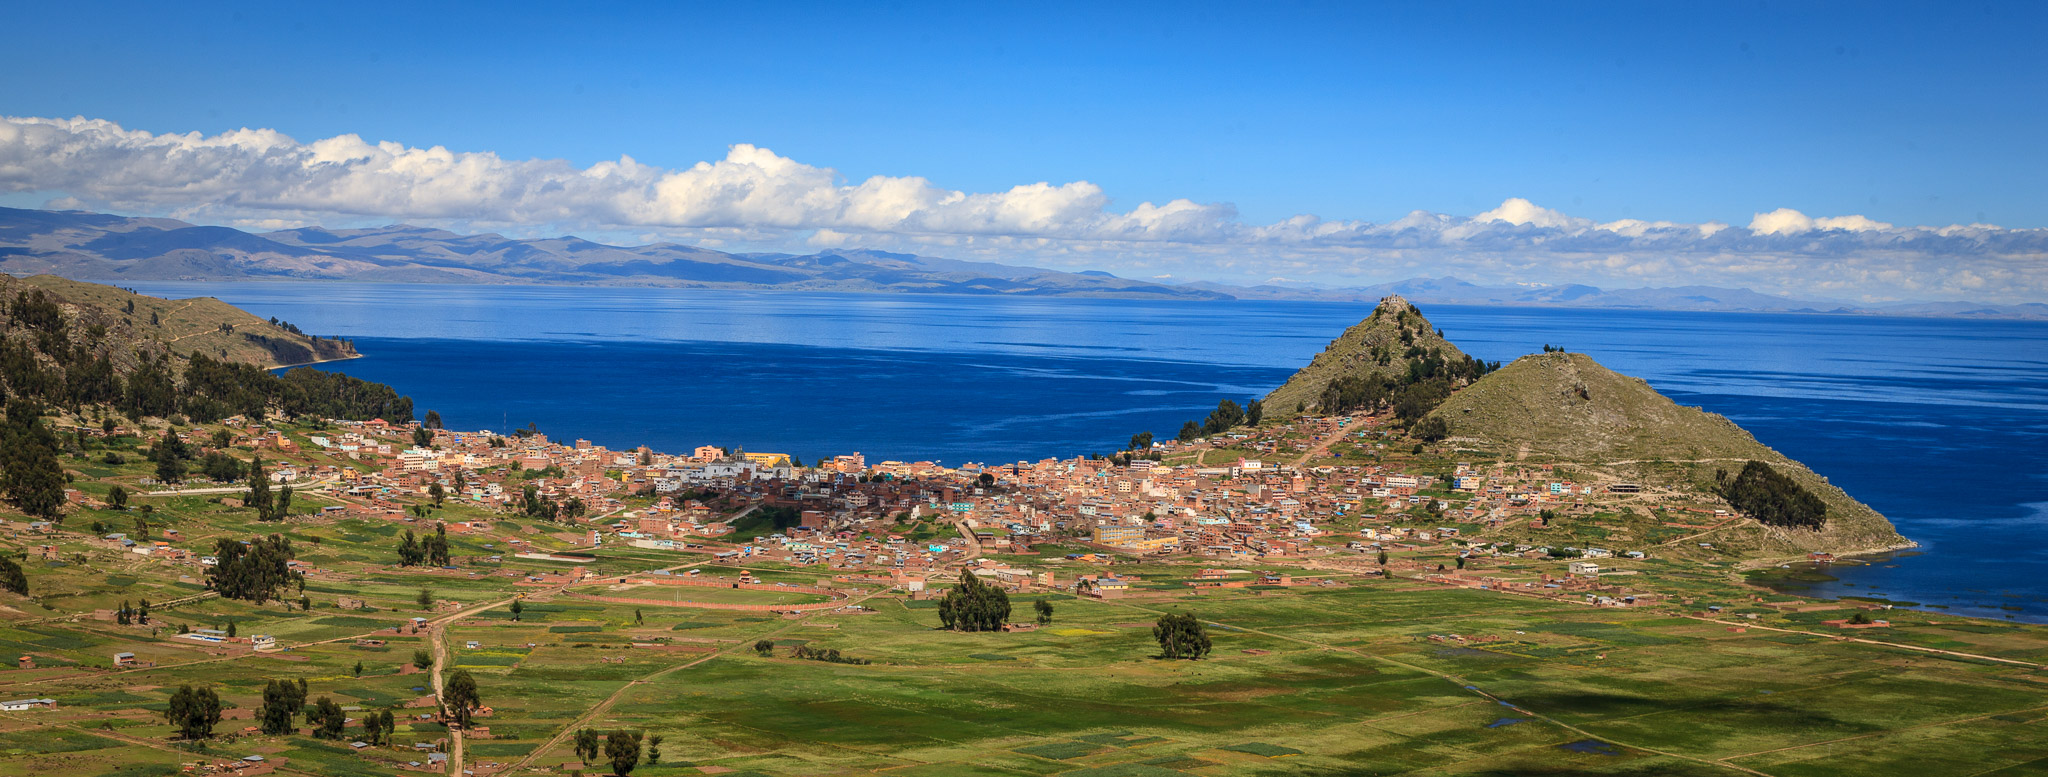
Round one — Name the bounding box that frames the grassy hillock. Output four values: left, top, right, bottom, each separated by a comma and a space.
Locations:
1430, 351, 1907, 553
1263, 295, 1474, 417
9, 274, 356, 369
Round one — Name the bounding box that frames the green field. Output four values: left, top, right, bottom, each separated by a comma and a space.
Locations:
612, 584, 835, 607
9, 553, 2048, 776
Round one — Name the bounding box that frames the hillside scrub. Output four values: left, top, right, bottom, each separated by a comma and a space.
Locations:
0, 276, 404, 422
1720, 460, 1828, 530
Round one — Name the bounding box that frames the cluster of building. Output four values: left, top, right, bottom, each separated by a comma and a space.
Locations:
100, 414, 1680, 608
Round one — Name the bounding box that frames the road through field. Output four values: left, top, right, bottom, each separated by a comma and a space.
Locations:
502, 585, 900, 773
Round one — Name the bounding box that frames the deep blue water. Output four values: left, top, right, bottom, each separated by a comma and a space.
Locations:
123, 282, 2048, 622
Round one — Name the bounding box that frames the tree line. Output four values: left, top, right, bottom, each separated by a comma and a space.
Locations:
397, 523, 453, 567
1173, 397, 1264, 443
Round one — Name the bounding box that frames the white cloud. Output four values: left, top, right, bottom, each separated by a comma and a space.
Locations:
1748, 207, 1895, 235
1476, 197, 1588, 229
1748, 208, 1816, 235
1, 115, 2044, 302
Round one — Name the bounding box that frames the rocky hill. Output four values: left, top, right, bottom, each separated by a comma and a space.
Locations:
1263, 295, 1477, 416
2, 274, 355, 370
1429, 351, 1907, 553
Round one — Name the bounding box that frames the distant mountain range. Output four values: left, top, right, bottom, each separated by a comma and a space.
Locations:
1193, 276, 2048, 319
3, 207, 2042, 319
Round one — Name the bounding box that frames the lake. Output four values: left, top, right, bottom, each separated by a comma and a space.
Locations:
123, 281, 2048, 622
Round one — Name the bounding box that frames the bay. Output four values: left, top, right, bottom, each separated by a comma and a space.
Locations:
122, 281, 2048, 622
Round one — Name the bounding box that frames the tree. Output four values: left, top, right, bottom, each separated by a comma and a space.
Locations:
935, 573, 1010, 632
646, 733, 664, 765
201, 451, 242, 483
247, 455, 273, 520
107, 484, 127, 510
1177, 420, 1202, 442
152, 429, 187, 484
164, 685, 224, 740
1245, 398, 1264, 426
207, 534, 302, 603
360, 707, 385, 744
307, 696, 346, 740
1034, 598, 1054, 626
354, 660, 364, 677
0, 556, 27, 596
1, 402, 67, 519
1128, 431, 1154, 451
606, 729, 643, 776
1411, 415, 1450, 443
443, 668, 481, 726
509, 599, 523, 622
426, 523, 450, 566
257, 678, 304, 735
359, 707, 381, 743
418, 587, 435, 610
377, 709, 397, 745
753, 639, 774, 655
1378, 549, 1389, 566
412, 426, 435, 449
413, 649, 434, 670
1152, 612, 1212, 660
397, 529, 423, 566
1201, 399, 1245, 436
574, 728, 603, 765
1849, 610, 1874, 625
423, 410, 443, 429
429, 482, 445, 508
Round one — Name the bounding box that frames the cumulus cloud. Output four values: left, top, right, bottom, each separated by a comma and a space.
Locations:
1, 115, 2044, 302
1749, 207, 1896, 235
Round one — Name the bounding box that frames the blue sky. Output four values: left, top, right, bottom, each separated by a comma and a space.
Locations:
3, 1, 2045, 301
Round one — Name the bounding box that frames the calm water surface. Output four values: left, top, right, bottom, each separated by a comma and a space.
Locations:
124, 281, 2048, 622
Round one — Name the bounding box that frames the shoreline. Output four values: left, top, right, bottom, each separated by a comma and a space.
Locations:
1734, 538, 2048, 625
266, 351, 362, 371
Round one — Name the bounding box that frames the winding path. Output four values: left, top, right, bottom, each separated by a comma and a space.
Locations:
501, 585, 899, 772
1292, 415, 1371, 466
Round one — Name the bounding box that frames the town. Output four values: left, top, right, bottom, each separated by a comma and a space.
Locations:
51, 407, 1768, 615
